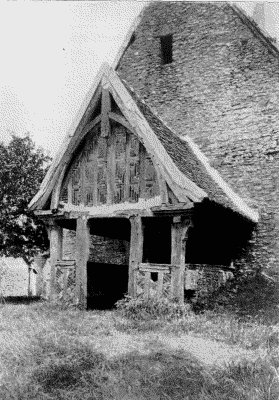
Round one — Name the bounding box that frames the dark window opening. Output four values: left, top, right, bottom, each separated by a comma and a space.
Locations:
160, 35, 173, 65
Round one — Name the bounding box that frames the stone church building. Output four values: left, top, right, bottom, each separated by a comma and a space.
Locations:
30, 2, 279, 308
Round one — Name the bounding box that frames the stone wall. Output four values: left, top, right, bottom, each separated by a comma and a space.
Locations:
62, 229, 129, 265
117, 2, 279, 276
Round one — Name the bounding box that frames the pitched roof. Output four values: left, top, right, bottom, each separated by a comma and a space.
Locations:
29, 64, 258, 223
123, 81, 258, 222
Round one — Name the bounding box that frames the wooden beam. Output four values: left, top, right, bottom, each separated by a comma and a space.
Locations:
124, 132, 131, 201
107, 127, 116, 204
171, 216, 192, 303
139, 263, 176, 273
75, 216, 90, 308
51, 164, 67, 209
109, 112, 134, 132
34, 254, 48, 297
81, 115, 102, 138
157, 272, 164, 299
101, 88, 111, 137
128, 215, 143, 297
49, 222, 63, 300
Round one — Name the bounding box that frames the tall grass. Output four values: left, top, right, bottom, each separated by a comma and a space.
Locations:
0, 301, 278, 399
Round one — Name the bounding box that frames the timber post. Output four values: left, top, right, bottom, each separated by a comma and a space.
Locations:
171, 215, 192, 303
34, 253, 48, 297
75, 216, 90, 308
128, 215, 144, 297
49, 221, 63, 300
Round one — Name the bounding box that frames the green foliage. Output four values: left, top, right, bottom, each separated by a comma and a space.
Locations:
116, 295, 191, 321
0, 133, 51, 265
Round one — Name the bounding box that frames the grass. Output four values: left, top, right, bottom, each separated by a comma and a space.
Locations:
0, 300, 278, 399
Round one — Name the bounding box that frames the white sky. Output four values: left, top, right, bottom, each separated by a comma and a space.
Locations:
1, 1, 279, 156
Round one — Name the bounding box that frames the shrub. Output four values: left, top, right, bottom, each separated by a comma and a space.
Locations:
115, 296, 191, 321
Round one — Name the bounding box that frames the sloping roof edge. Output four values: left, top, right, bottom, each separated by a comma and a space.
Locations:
29, 64, 207, 210
29, 63, 110, 210
179, 135, 259, 223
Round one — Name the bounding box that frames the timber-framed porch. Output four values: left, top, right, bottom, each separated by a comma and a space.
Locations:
31, 64, 257, 308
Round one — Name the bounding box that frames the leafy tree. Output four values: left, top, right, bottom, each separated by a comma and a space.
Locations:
0, 133, 51, 270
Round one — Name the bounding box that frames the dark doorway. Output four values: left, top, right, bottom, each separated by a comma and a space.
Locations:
143, 217, 171, 264
87, 218, 130, 309
87, 262, 128, 309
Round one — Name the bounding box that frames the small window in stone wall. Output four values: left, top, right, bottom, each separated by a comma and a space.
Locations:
160, 34, 173, 65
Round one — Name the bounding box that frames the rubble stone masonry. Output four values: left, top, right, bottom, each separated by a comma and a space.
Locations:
117, 2, 279, 276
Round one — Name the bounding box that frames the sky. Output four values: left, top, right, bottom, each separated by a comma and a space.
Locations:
1, 1, 279, 156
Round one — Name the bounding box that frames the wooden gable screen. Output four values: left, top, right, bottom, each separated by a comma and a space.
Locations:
59, 121, 160, 207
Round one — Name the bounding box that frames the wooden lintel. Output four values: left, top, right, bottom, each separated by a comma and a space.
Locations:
152, 203, 194, 215
139, 262, 178, 273
101, 88, 111, 137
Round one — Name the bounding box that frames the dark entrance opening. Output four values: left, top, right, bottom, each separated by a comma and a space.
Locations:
87, 262, 128, 309
87, 218, 130, 310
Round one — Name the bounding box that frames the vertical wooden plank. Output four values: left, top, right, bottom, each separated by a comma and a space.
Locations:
128, 215, 143, 297
124, 132, 131, 201
49, 221, 63, 300
171, 216, 192, 303
75, 216, 90, 308
67, 178, 72, 205
92, 134, 98, 206
101, 88, 111, 138
139, 143, 145, 199
107, 128, 116, 204
157, 272, 164, 299
144, 271, 150, 299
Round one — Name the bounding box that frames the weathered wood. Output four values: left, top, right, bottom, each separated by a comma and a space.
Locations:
55, 260, 76, 267
157, 272, 164, 299
75, 216, 90, 308
34, 254, 48, 297
128, 215, 143, 297
107, 129, 116, 204
152, 203, 193, 214
49, 222, 63, 300
101, 88, 111, 138
144, 271, 151, 299
109, 112, 133, 132
124, 132, 131, 201
81, 115, 102, 138
51, 164, 67, 209
171, 216, 192, 303
139, 263, 175, 273
105, 70, 207, 204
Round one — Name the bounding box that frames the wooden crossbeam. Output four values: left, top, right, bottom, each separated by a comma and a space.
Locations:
139, 263, 178, 273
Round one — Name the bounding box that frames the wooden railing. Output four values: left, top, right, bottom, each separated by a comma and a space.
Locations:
137, 262, 233, 299
138, 263, 178, 299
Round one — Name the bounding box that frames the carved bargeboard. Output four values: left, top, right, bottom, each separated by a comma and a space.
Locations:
59, 121, 160, 206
